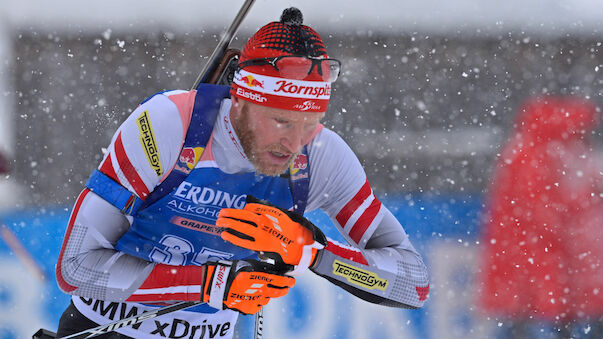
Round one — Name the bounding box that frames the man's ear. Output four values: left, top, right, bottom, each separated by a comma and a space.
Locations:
230, 96, 241, 118
231, 95, 241, 107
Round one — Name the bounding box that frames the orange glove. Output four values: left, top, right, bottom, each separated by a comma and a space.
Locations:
201, 260, 295, 315
217, 196, 327, 275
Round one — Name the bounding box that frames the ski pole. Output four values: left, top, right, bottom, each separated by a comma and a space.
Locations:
191, 0, 255, 89
36, 301, 199, 339
254, 307, 264, 339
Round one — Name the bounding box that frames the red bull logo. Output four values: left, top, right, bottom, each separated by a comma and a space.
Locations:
179, 147, 205, 169
289, 154, 308, 175
239, 75, 265, 89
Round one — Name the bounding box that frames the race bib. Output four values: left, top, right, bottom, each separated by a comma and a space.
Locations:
73, 297, 238, 339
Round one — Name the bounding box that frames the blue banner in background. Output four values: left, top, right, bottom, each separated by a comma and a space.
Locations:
0, 194, 486, 339
0, 207, 72, 339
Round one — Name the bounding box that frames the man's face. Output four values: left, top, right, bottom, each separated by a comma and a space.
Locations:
230, 98, 324, 176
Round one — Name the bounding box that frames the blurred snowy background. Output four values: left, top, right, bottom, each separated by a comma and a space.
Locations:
0, 1, 602, 338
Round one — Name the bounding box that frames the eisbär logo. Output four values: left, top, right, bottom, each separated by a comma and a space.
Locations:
236, 87, 267, 103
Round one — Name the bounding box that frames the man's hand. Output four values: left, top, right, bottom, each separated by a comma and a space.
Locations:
201, 260, 295, 315
217, 196, 327, 275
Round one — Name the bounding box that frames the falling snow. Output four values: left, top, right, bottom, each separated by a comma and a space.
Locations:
1, 2, 603, 339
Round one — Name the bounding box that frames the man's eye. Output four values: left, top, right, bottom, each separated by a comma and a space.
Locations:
304, 123, 315, 131
275, 118, 288, 124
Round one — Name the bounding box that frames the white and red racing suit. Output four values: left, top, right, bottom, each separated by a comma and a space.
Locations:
56, 89, 429, 338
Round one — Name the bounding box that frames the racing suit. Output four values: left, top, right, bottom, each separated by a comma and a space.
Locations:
56, 88, 429, 338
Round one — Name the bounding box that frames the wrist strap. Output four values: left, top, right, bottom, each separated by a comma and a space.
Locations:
209, 263, 232, 309
290, 242, 324, 276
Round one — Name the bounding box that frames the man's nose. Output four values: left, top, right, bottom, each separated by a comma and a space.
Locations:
281, 126, 304, 154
